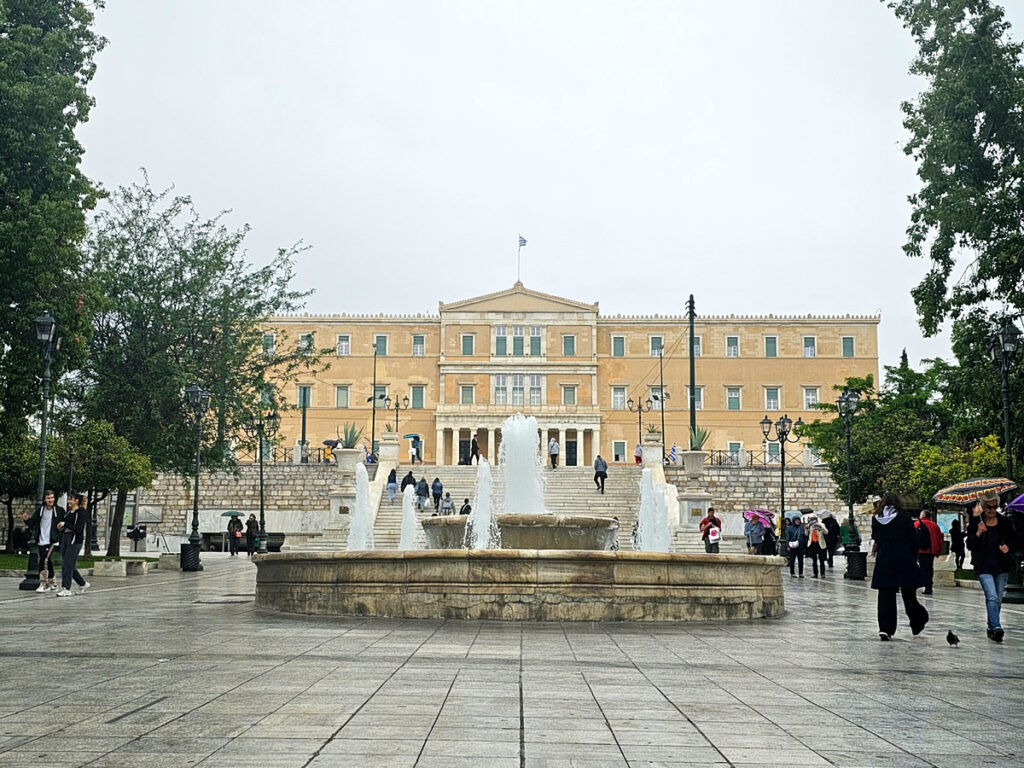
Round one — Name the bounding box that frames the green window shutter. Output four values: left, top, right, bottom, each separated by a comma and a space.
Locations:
513, 336, 524, 356
842, 337, 854, 357
530, 336, 541, 355
765, 337, 777, 357
612, 337, 624, 357
411, 386, 424, 409
462, 336, 473, 355
496, 336, 507, 355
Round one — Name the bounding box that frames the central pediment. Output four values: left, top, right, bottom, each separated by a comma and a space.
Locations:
440, 282, 598, 315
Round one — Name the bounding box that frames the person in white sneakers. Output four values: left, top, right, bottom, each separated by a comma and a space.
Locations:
22, 490, 62, 592
55, 493, 89, 596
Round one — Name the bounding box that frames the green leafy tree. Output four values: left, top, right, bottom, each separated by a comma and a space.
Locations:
0, 427, 38, 552
890, 0, 1024, 334
0, 1, 103, 440
905, 434, 1006, 503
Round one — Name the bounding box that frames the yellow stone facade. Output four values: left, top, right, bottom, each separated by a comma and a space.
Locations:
266, 283, 879, 465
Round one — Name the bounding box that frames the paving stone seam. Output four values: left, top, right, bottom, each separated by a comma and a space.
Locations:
412, 673, 459, 767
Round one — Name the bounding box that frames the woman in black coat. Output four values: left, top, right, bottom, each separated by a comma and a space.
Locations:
949, 517, 966, 570
870, 493, 928, 641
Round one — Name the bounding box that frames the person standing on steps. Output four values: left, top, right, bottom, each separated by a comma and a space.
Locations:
401, 470, 416, 493
55, 493, 89, 597
966, 491, 1013, 643
431, 477, 444, 512
415, 477, 430, 511
439, 492, 456, 515
870, 493, 928, 641
915, 509, 943, 595
386, 468, 398, 503
471, 436, 479, 465
22, 490, 62, 593
411, 436, 422, 464
593, 454, 608, 493
634, 442, 643, 465
459, 498, 472, 515
548, 437, 559, 469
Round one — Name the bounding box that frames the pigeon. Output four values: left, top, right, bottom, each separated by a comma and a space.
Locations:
946, 630, 960, 647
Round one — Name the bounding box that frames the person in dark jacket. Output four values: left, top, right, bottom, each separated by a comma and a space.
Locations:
914, 509, 943, 594
471, 436, 479, 465
415, 477, 430, 510
401, 471, 416, 492
966, 491, 1014, 642
386, 468, 398, 503
870, 493, 928, 640
785, 516, 807, 577
55, 493, 89, 596
949, 516, 966, 570
593, 455, 608, 493
431, 477, 444, 512
22, 490, 63, 592
245, 514, 259, 556
227, 515, 243, 556
821, 512, 841, 569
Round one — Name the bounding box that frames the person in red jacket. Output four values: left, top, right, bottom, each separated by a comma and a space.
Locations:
914, 509, 943, 595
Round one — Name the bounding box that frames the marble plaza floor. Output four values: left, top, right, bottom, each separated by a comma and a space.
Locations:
0, 555, 1022, 768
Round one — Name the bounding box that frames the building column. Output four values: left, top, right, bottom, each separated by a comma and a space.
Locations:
484, 428, 493, 464
593, 427, 601, 464
450, 427, 460, 466
558, 428, 567, 466
435, 428, 444, 466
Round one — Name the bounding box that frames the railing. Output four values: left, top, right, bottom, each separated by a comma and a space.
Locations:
237, 446, 334, 465
705, 447, 819, 468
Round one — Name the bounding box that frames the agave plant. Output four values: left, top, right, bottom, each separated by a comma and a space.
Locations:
646, 423, 660, 434
340, 422, 363, 449
689, 425, 710, 451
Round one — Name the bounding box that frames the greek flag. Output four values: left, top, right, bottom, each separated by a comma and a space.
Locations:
668, 444, 678, 464
518, 235, 527, 247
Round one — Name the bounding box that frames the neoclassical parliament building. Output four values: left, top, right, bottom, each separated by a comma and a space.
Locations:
266, 283, 879, 466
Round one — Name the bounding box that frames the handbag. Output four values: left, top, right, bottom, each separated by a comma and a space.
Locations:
788, 540, 800, 549
234, 531, 242, 538
708, 526, 721, 543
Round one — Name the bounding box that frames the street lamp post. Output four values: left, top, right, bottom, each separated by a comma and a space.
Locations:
243, 409, 280, 555
988, 320, 1020, 480
627, 396, 654, 449
183, 384, 211, 571
760, 413, 803, 555
837, 388, 862, 555
384, 394, 410, 436
19, 312, 58, 591
655, 347, 670, 458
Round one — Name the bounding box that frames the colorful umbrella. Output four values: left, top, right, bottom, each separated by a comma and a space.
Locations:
932, 478, 1018, 506
1007, 493, 1024, 513
743, 508, 773, 525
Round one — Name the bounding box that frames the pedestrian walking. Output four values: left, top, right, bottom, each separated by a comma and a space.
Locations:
634, 442, 643, 465
401, 470, 416, 492
431, 477, 444, 511
548, 438, 559, 469
55, 493, 89, 596
411, 436, 422, 464
966, 491, 1012, 643
806, 515, 829, 578
785, 515, 807, 577
22, 490, 62, 593
821, 511, 841, 569
386, 468, 398, 503
699, 507, 723, 554
949, 516, 966, 570
439, 492, 456, 515
870, 493, 928, 641
915, 509, 943, 594
245, 514, 259, 556
593, 454, 608, 493
471, 436, 479, 465
415, 477, 430, 511
227, 514, 243, 556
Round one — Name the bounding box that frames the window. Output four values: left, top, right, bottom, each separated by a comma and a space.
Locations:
300, 333, 314, 354
373, 385, 388, 405
530, 326, 541, 356
336, 334, 350, 356
411, 385, 424, 409
650, 386, 665, 410
612, 386, 626, 410
613, 441, 627, 463
562, 335, 575, 356
374, 334, 388, 356
412, 335, 424, 357
260, 384, 273, 406
461, 334, 474, 356
765, 336, 777, 358
335, 385, 349, 408
460, 385, 474, 405
562, 385, 577, 406
692, 336, 702, 357
727, 387, 741, 411
842, 336, 855, 358
262, 332, 276, 357
512, 374, 524, 405
765, 387, 780, 411
298, 385, 312, 408
727, 442, 742, 465
512, 326, 524, 356
494, 375, 507, 405
529, 374, 542, 405
803, 336, 816, 358
650, 336, 663, 357
612, 335, 625, 357
726, 335, 739, 358
803, 387, 819, 409
495, 326, 507, 356
689, 386, 703, 411
766, 441, 781, 464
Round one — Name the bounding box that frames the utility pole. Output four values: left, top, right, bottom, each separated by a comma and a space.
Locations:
686, 295, 696, 437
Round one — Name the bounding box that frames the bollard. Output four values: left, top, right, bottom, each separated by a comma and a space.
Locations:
180, 543, 203, 572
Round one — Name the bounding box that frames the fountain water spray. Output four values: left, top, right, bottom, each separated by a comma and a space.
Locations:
499, 413, 546, 516
465, 459, 500, 549
346, 463, 374, 550
398, 485, 420, 550
635, 468, 670, 552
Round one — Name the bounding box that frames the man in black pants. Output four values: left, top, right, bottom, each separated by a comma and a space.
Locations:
55, 493, 89, 597
22, 490, 62, 592
593, 455, 608, 493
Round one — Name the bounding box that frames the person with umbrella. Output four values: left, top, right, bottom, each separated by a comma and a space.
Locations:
967, 490, 1013, 643
819, 511, 841, 570
226, 514, 243, 556
785, 513, 807, 578
410, 435, 422, 464
743, 510, 767, 555
244, 513, 259, 556
870, 493, 928, 641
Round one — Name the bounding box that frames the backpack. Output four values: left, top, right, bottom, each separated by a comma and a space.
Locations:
915, 521, 931, 552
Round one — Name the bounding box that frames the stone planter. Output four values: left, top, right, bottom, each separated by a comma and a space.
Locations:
680, 450, 707, 481
336, 448, 362, 475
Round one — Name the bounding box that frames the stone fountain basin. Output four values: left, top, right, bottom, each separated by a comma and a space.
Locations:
421, 513, 619, 551
253, 549, 787, 621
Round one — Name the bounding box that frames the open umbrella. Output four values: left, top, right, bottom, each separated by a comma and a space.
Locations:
220, 510, 240, 517
1006, 493, 1024, 513
932, 478, 1018, 506
743, 508, 773, 525
402, 433, 420, 440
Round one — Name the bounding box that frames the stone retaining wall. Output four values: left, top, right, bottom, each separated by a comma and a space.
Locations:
666, 465, 840, 514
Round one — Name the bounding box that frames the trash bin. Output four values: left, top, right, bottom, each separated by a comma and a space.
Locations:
180, 543, 203, 572
845, 551, 867, 580
126, 524, 147, 553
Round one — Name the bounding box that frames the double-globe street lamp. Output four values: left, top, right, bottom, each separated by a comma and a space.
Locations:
760, 413, 803, 554
242, 409, 281, 555
837, 387, 867, 579
384, 394, 410, 436
183, 384, 212, 571
19, 312, 58, 591
627, 396, 654, 450
988, 319, 1021, 480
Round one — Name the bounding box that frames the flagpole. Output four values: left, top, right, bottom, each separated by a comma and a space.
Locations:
516, 234, 521, 283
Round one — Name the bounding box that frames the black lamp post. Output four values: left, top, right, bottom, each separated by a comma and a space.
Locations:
627, 396, 654, 448
760, 413, 803, 554
384, 394, 410, 436
654, 347, 671, 458
837, 388, 862, 546
242, 409, 280, 555
988, 320, 1020, 480
19, 312, 58, 591
183, 384, 211, 571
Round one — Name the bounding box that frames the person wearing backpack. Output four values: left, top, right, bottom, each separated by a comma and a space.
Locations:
914, 509, 943, 594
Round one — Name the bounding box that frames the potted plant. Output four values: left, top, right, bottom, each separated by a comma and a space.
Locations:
642, 422, 662, 446
335, 423, 364, 474
681, 426, 710, 480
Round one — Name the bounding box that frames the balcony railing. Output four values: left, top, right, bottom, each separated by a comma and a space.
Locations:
705, 447, 822, 468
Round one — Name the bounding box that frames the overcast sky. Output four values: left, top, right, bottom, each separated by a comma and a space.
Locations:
78, 1, 1024, 375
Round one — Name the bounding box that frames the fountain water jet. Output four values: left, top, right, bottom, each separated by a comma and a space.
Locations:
465, 459, 500, 549
398, 485, 420, 550
500, 413, 545, 516
635, 468, 670, 552
346, 463, 374, 550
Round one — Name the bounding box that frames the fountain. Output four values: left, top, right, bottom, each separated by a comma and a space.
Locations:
397, 486, 420, 550
255, 413, 786, 621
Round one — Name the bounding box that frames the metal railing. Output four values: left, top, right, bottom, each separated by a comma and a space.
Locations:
237, 446, 334, 465
705, 447, 814, 468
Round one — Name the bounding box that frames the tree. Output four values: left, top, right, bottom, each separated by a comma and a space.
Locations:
0, 427, 38, 552
905, 434, 1006, 502
0, 1, 103, 439
890, 0, 1024, 335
